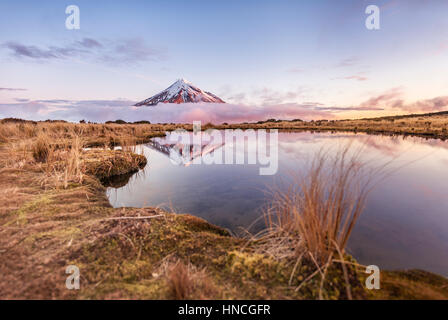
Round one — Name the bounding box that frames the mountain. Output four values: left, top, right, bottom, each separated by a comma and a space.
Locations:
134, 79, 225, 106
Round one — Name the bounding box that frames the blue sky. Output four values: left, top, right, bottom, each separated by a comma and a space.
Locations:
1, 0, 448, 122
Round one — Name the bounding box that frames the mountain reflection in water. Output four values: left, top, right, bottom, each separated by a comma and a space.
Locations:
107, 131, 448, 276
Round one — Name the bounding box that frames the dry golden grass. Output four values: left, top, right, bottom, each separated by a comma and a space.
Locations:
0, 121, 181, 190
0, 121, 164, 298
167, 262, 193, 299
32, 134, 53, 163
163, 259, 216, 300
2, 110, 448, 145
216, 111, 448, 140
0, 120, 191, 148
265, 147, 371, 263
250, 145, 384, 299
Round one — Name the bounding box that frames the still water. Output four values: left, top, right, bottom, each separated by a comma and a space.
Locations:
107, 131, 448, 276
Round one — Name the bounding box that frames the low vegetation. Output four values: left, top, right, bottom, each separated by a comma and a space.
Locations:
0, 116, 447, 299
251, 148, 370, 299
216, 110, 448, 140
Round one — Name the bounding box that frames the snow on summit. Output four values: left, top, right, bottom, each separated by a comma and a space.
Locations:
134, 79, 225, 106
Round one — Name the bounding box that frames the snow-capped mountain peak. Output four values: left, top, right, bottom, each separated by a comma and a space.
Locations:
134, 79, 225, 106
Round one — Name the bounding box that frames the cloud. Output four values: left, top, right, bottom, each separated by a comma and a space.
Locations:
3, 90, 446, 124
316, 106, 383, 111
103, 39, 166, 64
257, 88, 305, 105
227, 86, 308, 105
0, 100, 335, 124
287, 67, 304, 73
358, 87, 403, 108
332, 71, 369, 82
77, 38, 102, 49
168, 103, 335, 123
356, 88, 448, 113
226, 92, 247, 103
390, 96, 448, 113
0, 87, 27, 91
1, 38, 166, 65
341, 74, 368, 81
3, 42, 60, 59
35, 99, 72, 104
0, 101, 51, 117
336, 57, 359, 68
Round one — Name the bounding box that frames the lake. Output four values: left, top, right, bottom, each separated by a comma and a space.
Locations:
107, 131, 448, 276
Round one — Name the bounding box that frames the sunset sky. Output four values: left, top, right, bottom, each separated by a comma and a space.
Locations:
1, 0, 448, 123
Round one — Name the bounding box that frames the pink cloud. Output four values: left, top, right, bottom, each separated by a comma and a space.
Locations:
0, 100, 335, 124
359, 88, 404, 109
141, 102, 335, 123
356, 88, 448, 113
343, 75, 368, 81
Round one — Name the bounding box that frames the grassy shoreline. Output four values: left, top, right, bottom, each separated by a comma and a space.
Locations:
3, 110, 448, 141
1, 117, 448, 299
214, 111, 448, 140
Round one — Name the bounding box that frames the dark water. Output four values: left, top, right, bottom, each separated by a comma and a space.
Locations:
107, 131, 448, 276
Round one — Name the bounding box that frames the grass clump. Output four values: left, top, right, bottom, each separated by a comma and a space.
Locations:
165, 260, 216, 300
253, 146, 380, 299
32, 135, 52, 163
265, 147, 372, 263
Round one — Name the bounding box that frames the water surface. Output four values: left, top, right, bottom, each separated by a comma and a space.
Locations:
107, 131, 448, 276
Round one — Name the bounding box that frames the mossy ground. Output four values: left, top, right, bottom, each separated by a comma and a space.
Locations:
66, 212, 367, 300
367, 270, 448, 300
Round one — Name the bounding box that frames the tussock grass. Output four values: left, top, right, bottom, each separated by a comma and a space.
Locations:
164, 259, 216, 300
0, 120, 188, 148
61, 135, 84, 188
0, 121, 174, 188
253, 145, 381, 299
32, 135, 53, 163
265, 147, 371, 263
167, 261, 194, 299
